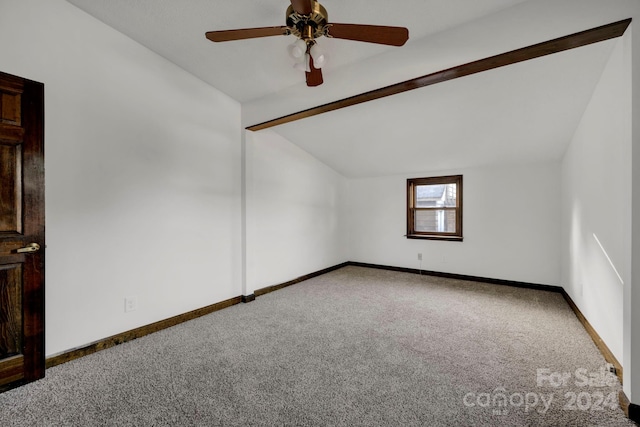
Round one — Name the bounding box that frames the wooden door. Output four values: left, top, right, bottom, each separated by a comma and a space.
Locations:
0, 71, 45, 391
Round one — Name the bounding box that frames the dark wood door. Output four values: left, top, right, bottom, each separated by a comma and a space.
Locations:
0, 71, 45, 390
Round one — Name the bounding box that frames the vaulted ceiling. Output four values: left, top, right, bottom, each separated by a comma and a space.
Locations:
66, 0, 631, 177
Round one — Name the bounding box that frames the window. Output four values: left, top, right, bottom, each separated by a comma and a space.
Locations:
407, 175, 463, 241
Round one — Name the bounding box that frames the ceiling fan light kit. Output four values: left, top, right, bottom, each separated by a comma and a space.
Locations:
205, 0, 409, 87
309, 43, 326, 68
288, 38, 308, 59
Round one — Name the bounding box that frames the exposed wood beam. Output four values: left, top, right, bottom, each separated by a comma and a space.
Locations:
247, 18, 631, 132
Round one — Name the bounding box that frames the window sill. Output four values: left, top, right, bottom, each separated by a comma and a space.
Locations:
406, 234, 463, 242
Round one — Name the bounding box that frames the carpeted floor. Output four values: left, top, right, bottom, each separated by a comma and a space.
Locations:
0, 266, 634, 426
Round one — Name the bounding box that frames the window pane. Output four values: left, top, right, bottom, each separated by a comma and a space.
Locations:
415, 183, 457, 208
415, 209, 457, 233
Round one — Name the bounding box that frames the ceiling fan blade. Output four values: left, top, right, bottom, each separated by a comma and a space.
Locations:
327, 23, 409, 46
290, 0, 313, 15
306, 56, 323, 87
205, 26, 289, 42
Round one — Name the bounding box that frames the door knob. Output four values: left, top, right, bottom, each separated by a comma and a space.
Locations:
16, 243, 40, 253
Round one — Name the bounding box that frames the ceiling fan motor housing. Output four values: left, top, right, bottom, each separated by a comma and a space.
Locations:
286, 2, 329, 40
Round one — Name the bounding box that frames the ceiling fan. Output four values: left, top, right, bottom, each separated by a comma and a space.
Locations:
205, 0, 409, 87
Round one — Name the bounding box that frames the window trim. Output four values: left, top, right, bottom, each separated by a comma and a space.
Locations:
406, 175, 463, 241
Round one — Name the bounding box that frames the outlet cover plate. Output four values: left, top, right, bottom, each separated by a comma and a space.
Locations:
125, 296, 138, 312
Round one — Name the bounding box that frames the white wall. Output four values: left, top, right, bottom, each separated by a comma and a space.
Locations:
560, 37, 631, 364
245, 129, 348, 293
346, 162, 561, 285
0, 0, 242, 356
627, 18, 640, 403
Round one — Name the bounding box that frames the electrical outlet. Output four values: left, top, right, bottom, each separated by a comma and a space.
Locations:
417, 253, 422, 261
124, 296, 138, 313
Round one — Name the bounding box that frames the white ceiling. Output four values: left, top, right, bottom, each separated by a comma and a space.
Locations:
273, 39, 617, 177
65, 0, 628, 178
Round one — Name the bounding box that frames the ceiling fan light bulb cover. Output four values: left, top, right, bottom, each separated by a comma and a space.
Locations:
307, 54, 312, 72
288, 44, 304, 59
293, 54, 311, 72
310, 44, 326, 68
288, 38, 308, 59
304, 54, 311, 72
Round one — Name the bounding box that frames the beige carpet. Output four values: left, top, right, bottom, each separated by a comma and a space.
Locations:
0, 266, 633, 426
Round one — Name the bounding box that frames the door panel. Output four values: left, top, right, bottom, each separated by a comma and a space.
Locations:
0, 264, 22, 358
0, 71, 44, 391
0, 143, 22, 233
1, 79, 21, 121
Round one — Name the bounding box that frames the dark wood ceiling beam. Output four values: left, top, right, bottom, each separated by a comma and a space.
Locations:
247, 18, 631, 132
